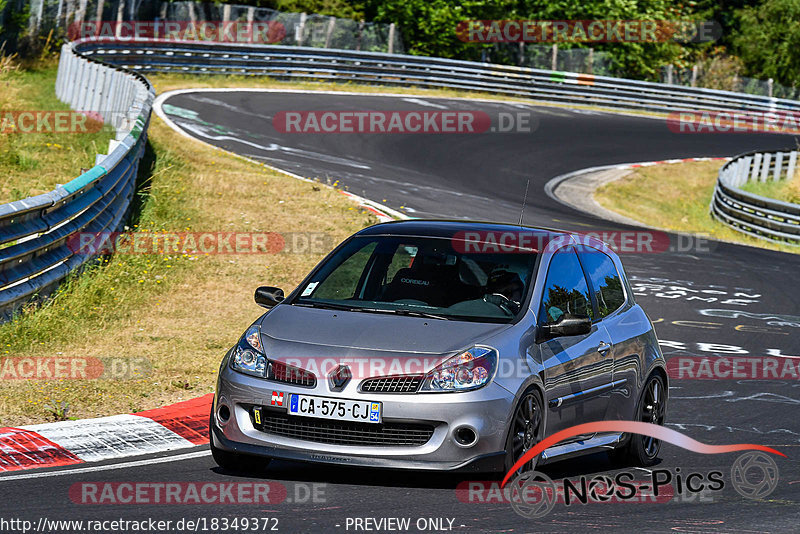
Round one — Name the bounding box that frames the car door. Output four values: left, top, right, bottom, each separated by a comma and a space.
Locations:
578, 246, 632, 422
536, 246, 615, 437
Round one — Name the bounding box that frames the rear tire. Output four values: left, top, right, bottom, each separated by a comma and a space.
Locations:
609, 373, 666, 467
209, 406, 271, 472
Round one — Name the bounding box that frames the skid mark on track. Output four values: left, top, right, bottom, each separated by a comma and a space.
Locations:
667, 422, 800, 442
671, 391, 800, 405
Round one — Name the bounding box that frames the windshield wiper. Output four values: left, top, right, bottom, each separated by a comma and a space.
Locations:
294, 301, 451, 320
383, 309, 453, 321
293, 301, 361, 312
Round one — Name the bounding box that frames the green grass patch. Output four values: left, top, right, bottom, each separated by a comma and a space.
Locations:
741, 177, 800, 204
594, 160, 800, 255
0, 65, 114, 204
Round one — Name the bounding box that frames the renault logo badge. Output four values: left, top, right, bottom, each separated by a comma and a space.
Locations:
329, 364, 352, 391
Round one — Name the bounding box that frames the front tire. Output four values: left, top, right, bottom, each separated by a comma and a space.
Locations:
504, 388, 545, 475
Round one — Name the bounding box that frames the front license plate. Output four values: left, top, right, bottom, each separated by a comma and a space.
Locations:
288, 394, 382, 424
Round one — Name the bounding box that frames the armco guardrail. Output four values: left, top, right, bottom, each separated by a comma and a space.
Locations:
711, 149, 800, 244
72, 38, 800, 116
0, 41, 154, 322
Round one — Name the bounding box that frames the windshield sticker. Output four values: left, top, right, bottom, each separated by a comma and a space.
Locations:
301, 282, 319, 297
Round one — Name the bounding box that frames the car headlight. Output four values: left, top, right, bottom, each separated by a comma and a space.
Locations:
420, 346, 497, 392
230, 325, 267, 378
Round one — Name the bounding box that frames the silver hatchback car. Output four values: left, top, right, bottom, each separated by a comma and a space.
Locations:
210, 220, 668, 474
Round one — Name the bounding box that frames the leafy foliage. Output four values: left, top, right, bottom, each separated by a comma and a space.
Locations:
732, 0, 800, 88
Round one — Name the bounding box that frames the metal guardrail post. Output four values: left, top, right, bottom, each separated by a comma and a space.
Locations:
788, 151, 798, 181
760, 153, 771, 182
751, 153, 762, 182
773, 152, 784, 181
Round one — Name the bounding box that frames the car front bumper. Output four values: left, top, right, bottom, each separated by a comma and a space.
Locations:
212, 360, 515, 472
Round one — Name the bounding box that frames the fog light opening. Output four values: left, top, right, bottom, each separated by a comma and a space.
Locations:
217, 404, 231, 424
453, 426, 478, 447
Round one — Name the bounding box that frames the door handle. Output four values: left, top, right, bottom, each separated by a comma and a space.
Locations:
598, 341, 612, 355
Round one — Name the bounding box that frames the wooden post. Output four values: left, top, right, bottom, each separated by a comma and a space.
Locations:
114, 0, 124, 38
56, 0, 64, 27
356, 20, 365, 51
95, 0, 104, 25
296, 13, 307, 46
666, 64, 673, 84
691, 64, 698, 87
325, 16, 336, 48
587, 47, 593, 74
551, 43, 558, 71
388, 22, 396, 54
187, 2, 197, 25
77, 0, 88, 25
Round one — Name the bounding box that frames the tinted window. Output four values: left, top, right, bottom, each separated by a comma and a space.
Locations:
580, 248, 625, 318
539, 248, 593, 325
294, 235, 538, 323
312, 241, 377, 300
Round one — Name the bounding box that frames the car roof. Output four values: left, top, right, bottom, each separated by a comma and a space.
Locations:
354, 219, 613, 254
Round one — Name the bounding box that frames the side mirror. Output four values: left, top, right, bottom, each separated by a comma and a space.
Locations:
539, 314, 592, 341
255, 286, 284, 309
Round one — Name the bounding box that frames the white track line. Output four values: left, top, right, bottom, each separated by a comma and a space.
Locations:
153, 89, 408, 222
0, 450, 211, 482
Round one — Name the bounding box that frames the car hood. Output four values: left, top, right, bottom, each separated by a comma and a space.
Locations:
259, 304, 511, 356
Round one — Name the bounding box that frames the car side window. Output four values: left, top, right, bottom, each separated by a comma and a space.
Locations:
539, 248, 593, 325
580, 247, 626, 318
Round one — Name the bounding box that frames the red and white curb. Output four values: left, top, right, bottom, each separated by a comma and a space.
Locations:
621, 156, 729, 169
0, 394, 213, 473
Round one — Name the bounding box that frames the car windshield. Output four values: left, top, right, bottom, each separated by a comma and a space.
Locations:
291, 235, 538, 323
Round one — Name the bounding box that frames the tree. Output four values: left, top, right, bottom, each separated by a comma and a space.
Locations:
732, 0, 800, 88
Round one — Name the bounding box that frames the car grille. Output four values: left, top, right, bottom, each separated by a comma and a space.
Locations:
360, 375, 423, 393
268, 361, 316, 388
250, 408, 434, 447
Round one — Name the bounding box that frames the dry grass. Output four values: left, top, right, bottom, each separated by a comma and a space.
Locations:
594, 160, 800, 254
0, 116, 378, 426
0, 65, 112, 204
740, 169, 800, 205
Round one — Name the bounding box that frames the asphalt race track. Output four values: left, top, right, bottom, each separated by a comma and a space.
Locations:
3, 91, 799, 532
